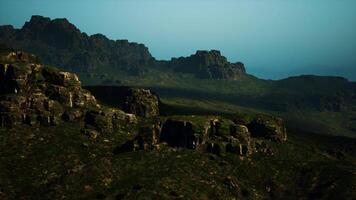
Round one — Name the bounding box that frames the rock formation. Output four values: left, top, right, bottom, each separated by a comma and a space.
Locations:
0, 15, 155, 74
246, 115, 287, 142
114, 116, 287, 156
122, 88, 160, 117
0, 16, 247, 80
0, 48, 134, 131
163, 50, 246, 79
85, 86, 160, 117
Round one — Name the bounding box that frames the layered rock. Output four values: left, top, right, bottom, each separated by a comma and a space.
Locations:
0, 49, 134, 131
164, 50, 246, 79
0, 50, 95, 127
122, 88, 159, 117
246, 115, 287, 142
114, 115, 287, 156
0, 15, 154, 74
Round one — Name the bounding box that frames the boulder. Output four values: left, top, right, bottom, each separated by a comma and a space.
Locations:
122, 88, 159, 117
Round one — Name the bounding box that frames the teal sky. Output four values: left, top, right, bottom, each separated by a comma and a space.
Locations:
1, 0, 356, 80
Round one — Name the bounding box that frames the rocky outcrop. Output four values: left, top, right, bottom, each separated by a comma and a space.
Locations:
164, 50, 246, 79
85, 86, 160, 118
122, 88, 159, 117
246, 116, 287, 142
0, 15, 154, 74
0, 50, 95, 127
0, 49, 135, 131
114, 115, 286, 156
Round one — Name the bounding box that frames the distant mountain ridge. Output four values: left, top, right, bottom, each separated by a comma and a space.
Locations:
0, 15, 155, 75
0, 15, 247, 79
160, 50, 246, 79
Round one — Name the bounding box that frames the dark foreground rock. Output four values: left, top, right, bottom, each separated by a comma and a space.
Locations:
114, 115, 287, 157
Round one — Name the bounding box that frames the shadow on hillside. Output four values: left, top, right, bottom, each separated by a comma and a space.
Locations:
85, 85, 326, 114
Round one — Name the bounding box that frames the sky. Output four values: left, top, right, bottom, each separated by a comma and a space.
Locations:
1, 0, 356, 80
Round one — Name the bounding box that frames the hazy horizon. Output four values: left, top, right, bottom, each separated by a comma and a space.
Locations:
1, 0, 356, 80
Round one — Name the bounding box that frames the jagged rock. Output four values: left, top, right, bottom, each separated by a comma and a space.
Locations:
0, 48, 134, 129
84, 108, 137, 133
122, 88, 159, 117
84, 110, 113, 133
62, 109, 83, 121
165, 50, 246, 79
227, 124, 254, 155
160, 119, 198, 149
0, 16, 250, 81
0, 15, 154, 74
226, 141, 251, 156
247, 116, 287, 142
151, 121, 162, 146
207, 118, 221, 138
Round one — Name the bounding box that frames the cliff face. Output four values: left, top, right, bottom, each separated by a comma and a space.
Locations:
0, 48, 136, 131
0, 16, 248, 80
164, 50, 246, 79
0, 15, 155, 74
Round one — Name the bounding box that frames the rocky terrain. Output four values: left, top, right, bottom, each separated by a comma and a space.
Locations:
0, 16, 356, 200
0, 47, 138, 133
4, 48, 351, 199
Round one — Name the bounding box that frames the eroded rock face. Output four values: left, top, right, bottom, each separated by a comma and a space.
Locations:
247, 116, 287, 142
84, 108, 137, 133
85, 86, 160, 118
0, 49, 135, 130
113, 114, 287, 157
166, 50, 246, 79
123, 88, 159, 118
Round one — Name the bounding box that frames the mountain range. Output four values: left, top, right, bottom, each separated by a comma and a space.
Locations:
0, 15, 245, 79
1, 15, 356, 199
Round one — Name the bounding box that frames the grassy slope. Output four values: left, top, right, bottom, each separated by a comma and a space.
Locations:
0, 120, 355, 200
79, 70, 356, 138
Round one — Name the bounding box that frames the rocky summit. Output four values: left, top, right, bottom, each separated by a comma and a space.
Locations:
162, 50, 246, 79
0, 15, 154, 74
0, 16, 248, 80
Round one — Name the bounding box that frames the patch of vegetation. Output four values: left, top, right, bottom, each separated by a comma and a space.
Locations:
0, 121, 355, 199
